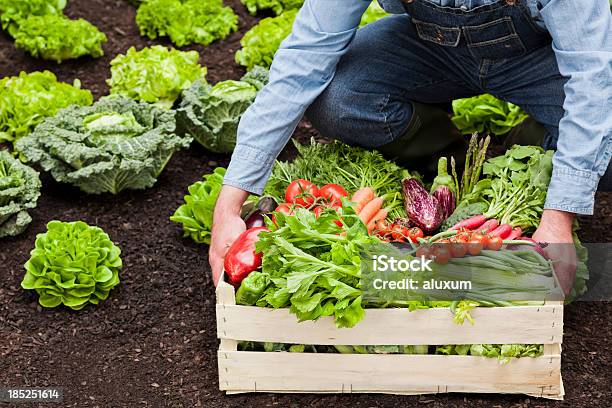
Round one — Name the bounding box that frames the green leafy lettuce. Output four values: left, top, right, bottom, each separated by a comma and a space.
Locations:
170, 167, 226, 244
136, 0, 238, 47
17, 95, 191, 194
235, 9, 297, 70
241, 0, 303, 15
0, 71, 93, 148
14, 15, 107, 63
360, 1, 388, 27
436, 344, 543, 363
21, 221, 122, 310
452, 94, 529, 136
0, 0, 66, 37
255, 207, 380, 328
108, 45, 207, 108
265, 139, 411, 218
0, 150, 41, 238
176, 67, 269, 153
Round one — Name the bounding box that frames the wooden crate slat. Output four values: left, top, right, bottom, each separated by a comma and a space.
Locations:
216, 303, 563, 345
218, 351, 562, 399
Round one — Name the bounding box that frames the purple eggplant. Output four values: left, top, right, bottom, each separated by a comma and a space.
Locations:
433, 185, 456, 219
243, 196, 278, 228
402, 178, 444, 233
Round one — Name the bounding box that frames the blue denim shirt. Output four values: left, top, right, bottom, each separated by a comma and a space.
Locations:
224, 0, 612, 215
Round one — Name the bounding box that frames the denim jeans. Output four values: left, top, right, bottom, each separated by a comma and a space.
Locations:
306, 0, 612, 190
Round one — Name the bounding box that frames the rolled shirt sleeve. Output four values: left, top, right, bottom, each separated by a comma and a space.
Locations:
223, 0, 371, 195
539, 0, 612, 215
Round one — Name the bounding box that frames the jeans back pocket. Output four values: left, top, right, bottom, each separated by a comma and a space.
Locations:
412, 18, 461, 47
464, 17, 526, 60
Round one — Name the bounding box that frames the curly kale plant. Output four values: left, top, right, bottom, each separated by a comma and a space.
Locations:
108, 46, 207, 108
176, 67, 269, 153
0, 150, 41, 238
0, 71, 93, 148
21, 221, 122, 310
241, 0, 303, 15
136, 0, 238, 47
452, 94, 529, 136
0, 0, 66, 37
235, 9, 297, 70
17, 96, 191, 194
170, 167, 225, 244
14, 15, 107, 63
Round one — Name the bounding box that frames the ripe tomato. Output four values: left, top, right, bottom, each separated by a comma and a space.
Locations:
450, 241, 468, 258
285, 179, 319, 207
312, 206, 324, 217
471, 233, 489, 249
317, 184, 348, 205
467, 239, 484, 256
272, 203, 294, 225
487, 236, 503, 251
416, 245, 433, 259
433, 247, 451, 264
408, 227, 424, 243
391, 224, 408, 241
275, 203, 294, 215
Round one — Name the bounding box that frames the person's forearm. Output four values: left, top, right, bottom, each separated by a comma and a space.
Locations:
213, 185, 250, 219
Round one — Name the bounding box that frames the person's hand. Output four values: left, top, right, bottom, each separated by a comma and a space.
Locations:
532, 209, 577, 295
209, 186, 249, 286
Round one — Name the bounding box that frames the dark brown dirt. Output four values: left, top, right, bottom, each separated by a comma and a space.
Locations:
0, 1, 610, 407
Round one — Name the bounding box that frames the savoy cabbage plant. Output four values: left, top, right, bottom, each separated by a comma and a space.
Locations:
108, 46, 207, 108
17, 96, 191, 194
0, 150, 41, 238
176, 67, 269, 153
136, 0, 238, 47
13, 14, 107, 63
21, 221, 122, 310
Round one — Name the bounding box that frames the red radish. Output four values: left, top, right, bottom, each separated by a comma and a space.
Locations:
479, 219, 499, 233
506, 227, 522, 240
224, 227, 268, 287
450, 214, 487, 231
489, 224, 513, 239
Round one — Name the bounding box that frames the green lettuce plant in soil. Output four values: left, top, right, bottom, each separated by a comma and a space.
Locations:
107, 45, 207, 108
0, 71, 93, 148
21, 220, 122, 310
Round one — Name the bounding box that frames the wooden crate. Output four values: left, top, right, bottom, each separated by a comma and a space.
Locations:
216, 281, 564, 399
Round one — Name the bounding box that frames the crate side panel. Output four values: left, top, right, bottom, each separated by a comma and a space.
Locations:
216, 304, 563, 345
218, 352, 561, 397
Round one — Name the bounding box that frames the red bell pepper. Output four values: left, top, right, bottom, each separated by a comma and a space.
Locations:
224, 227, 268, 286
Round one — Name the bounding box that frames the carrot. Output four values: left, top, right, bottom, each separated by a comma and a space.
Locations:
358, 196, 383, 225
366, 208, 388, 233
351, 187, 375, 213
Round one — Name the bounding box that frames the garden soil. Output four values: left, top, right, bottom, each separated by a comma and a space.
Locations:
0, 1, 610, 407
